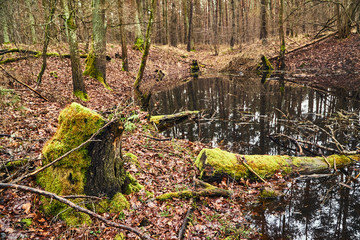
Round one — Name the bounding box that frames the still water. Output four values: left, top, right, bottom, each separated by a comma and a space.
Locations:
251, 167, 360, 240
149, 74, 360, 239
149, 75, 360, 155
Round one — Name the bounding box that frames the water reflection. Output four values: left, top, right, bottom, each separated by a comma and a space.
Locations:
149, 75, 360, 155
251, 167, 360, 239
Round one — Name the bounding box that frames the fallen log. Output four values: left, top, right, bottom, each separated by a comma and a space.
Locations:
156, 178, 232, 200
195, 148, 360, 182
150, 111, 200, 132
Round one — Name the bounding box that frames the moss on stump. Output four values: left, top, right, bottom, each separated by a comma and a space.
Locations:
37, 103, 139, 226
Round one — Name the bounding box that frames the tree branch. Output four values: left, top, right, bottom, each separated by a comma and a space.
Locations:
0, 183, 153, 240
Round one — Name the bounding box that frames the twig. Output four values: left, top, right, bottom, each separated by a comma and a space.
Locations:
0, 183, 153, 240
61, 195, 106, 201
236, 155, 268, 184
142, 135, 172, 141
322, 155, 331, 169
0, 134, 23, 140
10, 119, 116, 184
178, 207, 194, 240
0, 65, 48, 101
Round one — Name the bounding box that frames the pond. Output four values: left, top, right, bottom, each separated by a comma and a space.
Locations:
149, 74, 360, 239
149, 74, 360, 155
250, 166, 360, 239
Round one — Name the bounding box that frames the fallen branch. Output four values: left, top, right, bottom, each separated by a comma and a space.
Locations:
0, 183, 153, 240
0, 65, 48, 101
156, 179, 232, 201
236, 155, 268, 184
178, 207, 194, 240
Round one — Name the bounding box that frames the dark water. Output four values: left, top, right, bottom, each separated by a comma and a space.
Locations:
149, 74, 360, 239
149, 75, 360, 155
251, 167, 360, 240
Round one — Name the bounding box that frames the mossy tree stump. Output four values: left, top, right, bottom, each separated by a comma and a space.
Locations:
37, 103, 142, 225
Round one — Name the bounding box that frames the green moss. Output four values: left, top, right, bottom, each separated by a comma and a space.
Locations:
133, 37, 144, 52
196, 148, 357, 181
0, 58, 19, 64
124, 172, 144, 195
260, 187, 282, 199
156, 190, 193, 201
37, 102, 105, 225
114, 233, 126, 240
20, 218, 32, 228
83, 51, 112, 91
74, 90, 89, 102
49, 71, 58, 78
124, 152, 140, 168
109, 193, 130, 213
195, 148, 247, 180
66, 15, 76, 30
150, 111, 200, 125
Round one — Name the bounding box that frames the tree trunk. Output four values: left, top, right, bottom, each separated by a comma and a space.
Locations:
162, 0, 168, 45
279, 0, 286, 71
118, 0, 128, 71
65, 0, 88, 101
187, 0, 193, 52
91, 0, 107, 83
260, 0, 268, 43
230, 0, 236, 49
213, 0, 219, 56
26, 0, 37, 44
0, 1, 10, 44
169, 2, 178, 47
133, 0, 156, 89
36, 0, 57, 87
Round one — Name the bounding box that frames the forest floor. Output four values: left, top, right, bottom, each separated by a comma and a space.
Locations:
1, 32, 360, 239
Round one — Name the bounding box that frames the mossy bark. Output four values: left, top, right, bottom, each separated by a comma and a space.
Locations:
65, 0, 88, 101
37, 103, 133, 225
133, 0, 156, 89
36, 0, 56, 87
150, 110, 199, 131
195, 148, 359, 182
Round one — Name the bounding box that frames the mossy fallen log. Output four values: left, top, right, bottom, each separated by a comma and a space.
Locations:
195, 148, 360, 182
156, 179, 232, 200
150, 110, 200, 131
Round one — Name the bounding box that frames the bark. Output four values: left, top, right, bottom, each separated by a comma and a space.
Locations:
1, 1, 10, 43
213, 0, 219, 55
118, 0, 128, 71
279, 0, 286, 71
65, 0, 88, 101
85, 120, 125, 197
162, 0, 168, 45
260, 0, 268, 42
169, 2, 177, 47
150, 111, 200, 131
187, 0, 193, 52
156, 179, 232, 200
91, 0, 107, 83
36, 0, 57, 87
230, 0, 236, 49
133, 0, 156, 89
195, 148, 359, 182
25, 0, 37, 44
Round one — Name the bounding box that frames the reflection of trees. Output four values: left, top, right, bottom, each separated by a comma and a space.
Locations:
252, 170, 360, 239
149, 76, 360, 155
